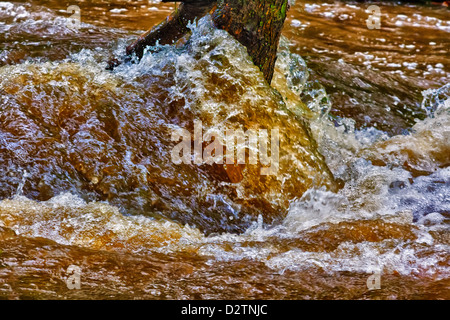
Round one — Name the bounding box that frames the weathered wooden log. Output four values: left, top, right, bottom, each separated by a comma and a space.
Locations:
212, 0, 288, 83
110, 0, 289, 84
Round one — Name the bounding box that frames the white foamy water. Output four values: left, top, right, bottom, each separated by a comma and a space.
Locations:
0, 1, 448, 300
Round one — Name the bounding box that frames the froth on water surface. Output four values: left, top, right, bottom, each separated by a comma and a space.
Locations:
0, 15, 336, 234
0, 0, 449, 299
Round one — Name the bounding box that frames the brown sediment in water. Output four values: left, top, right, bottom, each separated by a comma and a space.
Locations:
1, 222, 448, 299
0, 0, 449, 300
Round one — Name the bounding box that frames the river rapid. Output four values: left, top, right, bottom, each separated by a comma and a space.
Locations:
0, 0, 449, 299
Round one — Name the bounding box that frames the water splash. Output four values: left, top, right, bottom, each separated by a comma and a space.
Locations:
0, 0, 449, 299
421, 83, 450, 117
15, 169, 29, 196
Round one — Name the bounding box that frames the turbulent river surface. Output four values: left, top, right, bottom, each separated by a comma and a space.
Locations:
0, 0, 449, 299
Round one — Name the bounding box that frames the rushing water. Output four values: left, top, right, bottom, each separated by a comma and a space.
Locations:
0, 0, 449, 299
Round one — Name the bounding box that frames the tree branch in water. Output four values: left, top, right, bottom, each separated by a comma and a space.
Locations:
108, 0, 289, 84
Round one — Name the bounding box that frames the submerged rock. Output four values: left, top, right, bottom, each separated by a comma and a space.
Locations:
0, 17, 335, 233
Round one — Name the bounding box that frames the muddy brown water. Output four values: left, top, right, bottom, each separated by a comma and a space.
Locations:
0, 0, 449, 299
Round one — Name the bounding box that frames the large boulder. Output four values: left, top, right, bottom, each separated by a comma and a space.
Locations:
0, 17, 336, 233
